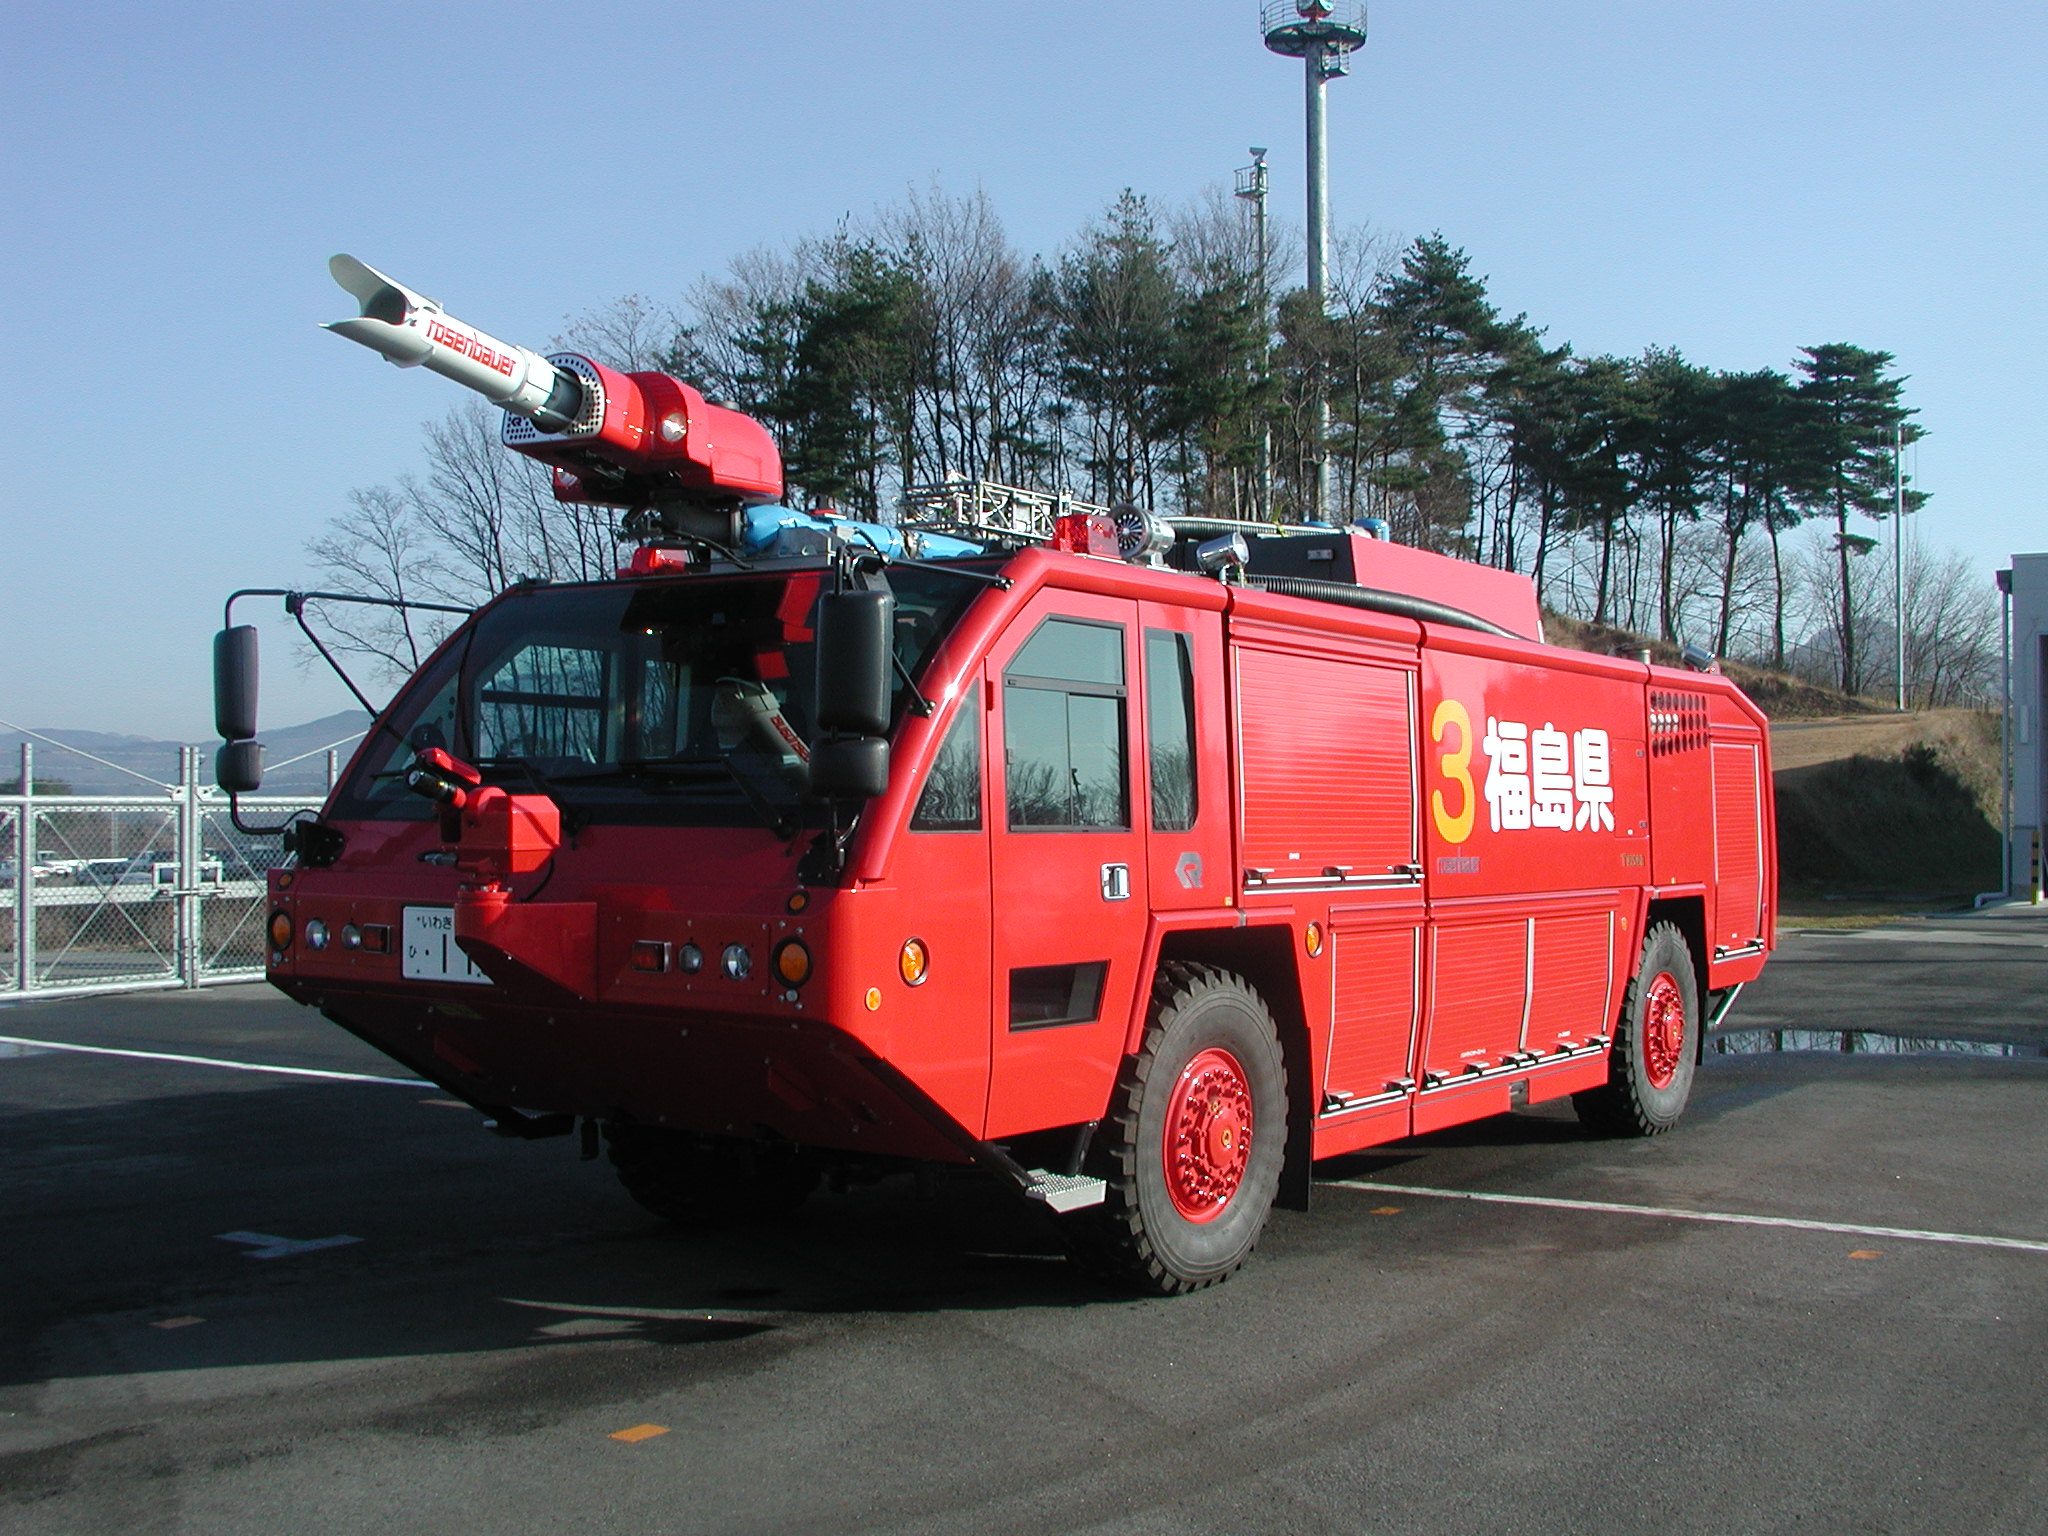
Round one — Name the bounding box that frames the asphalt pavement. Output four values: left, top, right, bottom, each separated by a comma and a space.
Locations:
2, 906, 2044, 1535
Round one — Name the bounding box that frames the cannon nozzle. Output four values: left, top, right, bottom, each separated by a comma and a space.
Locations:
324, 254, 585, 431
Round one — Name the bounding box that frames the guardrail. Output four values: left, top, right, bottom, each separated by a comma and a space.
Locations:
2, 744, 324, 999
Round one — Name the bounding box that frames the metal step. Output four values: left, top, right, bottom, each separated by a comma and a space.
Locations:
1022, 1169, 1107, 1213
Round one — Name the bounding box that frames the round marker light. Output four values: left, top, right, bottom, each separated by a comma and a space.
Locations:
898, 937, 930, 987
659, 411, 688, 443
786, 890, 809, 914
773, 939, 812, 987
720, 943, 752, 980
305, 918, 330, 951
341, 923, 362, 950
677, 942, 703, 974
1304, 921, 1324, 958
864, 987, 882, 1012
268, 911, 293, 950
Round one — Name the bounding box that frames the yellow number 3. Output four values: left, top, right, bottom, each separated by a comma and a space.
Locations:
1431, 698, 1475, 845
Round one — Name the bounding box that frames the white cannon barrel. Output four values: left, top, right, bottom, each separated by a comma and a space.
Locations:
323, 255, 585, 431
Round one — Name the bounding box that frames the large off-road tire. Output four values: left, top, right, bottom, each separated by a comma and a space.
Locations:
1068, 963, 1287, 1295
1574, 921, 1700, 1137
605, 1126, 817, 1228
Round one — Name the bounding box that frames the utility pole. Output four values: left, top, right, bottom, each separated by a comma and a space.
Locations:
1893, 423, 1906, 712
1235, 147, 1271, 521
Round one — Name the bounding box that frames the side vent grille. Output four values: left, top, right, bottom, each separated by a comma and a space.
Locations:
1649, 690, 1710, 756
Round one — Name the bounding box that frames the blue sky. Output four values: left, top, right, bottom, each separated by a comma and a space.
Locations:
3, 0, 2042, 739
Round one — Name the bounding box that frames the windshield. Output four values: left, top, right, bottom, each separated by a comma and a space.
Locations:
331, 565, 992, 828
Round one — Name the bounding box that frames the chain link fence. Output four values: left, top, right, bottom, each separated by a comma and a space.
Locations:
2, 743, 326, 999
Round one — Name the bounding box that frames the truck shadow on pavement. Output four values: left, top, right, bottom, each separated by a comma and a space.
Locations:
0, 1078, 1126, 1393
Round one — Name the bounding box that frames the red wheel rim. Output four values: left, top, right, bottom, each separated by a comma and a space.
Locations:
1642, 970, 1686, 1090
1162, 1047, 1254, 1223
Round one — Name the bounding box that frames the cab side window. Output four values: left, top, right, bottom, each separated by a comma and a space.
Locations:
1145, 629, 1198, 832
1004, 618, 1128, 830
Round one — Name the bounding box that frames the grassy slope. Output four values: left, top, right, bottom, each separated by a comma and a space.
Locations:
1542, 613, 2001, 904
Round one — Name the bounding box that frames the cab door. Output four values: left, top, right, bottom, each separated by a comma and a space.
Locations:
984, 592, 1148, 1138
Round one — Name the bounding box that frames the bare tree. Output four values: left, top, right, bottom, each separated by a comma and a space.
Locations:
305, 403, 617, 681
869, 182, 1042, 491
553, 293, 685, 373
1897, 538, 2000, 705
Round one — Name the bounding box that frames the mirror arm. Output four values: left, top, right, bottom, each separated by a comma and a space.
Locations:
885, 556, 1011, 591
223, 587, 471, 629
285, 596, 380, 717
226, 796, 310, 838
890, 652, 935, 717
220, 587, 475, 726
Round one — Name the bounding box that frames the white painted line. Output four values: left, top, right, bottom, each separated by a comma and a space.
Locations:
1854, 929, 2048, 949
1330, 1180, 2048, 1255
217, 1230, 362, 1260
0, 1034, 425, 1087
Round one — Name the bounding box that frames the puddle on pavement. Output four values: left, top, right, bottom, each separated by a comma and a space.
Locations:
1711, 1029, 2045, 1059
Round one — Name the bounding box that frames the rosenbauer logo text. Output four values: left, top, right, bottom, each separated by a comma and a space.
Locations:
427, 320, 517, 378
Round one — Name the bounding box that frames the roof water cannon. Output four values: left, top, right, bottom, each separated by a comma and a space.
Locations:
325, 256, 783, 537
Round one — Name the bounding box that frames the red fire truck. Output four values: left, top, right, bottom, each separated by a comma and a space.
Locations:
215, 259, 1775, 1294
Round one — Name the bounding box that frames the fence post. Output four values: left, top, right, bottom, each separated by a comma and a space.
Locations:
178, 746, 203, 986
16, 742, 33, 994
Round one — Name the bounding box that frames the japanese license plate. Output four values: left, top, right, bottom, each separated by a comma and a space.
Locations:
401, 906, 491, 985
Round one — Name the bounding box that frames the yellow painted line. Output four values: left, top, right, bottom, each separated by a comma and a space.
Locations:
610, 1424, 670, 1443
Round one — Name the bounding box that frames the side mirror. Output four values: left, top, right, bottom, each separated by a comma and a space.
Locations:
214, 626, 262, 792
814, 589, 893, 737
808, 737, 890, 800
216, 739, 264, 794
215, 625, 260, 741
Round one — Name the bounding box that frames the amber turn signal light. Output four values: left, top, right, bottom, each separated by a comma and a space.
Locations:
268, 911, 293, 950
773, 939, 812, 987
898, 937, 929, 987
1304, 921, 1324, 958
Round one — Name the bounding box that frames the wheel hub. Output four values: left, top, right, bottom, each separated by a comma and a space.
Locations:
1162, 1047, 1254, 1222
1643, 970, 1686, 1089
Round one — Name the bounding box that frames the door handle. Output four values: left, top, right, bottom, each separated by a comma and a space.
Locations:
1100, 863, 1131, 901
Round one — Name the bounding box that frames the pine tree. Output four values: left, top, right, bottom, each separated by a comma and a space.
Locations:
1790, 344, 1923, 694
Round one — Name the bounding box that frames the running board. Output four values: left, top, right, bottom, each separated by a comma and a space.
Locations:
852, 1051, 1108, 1213
1021, 1170, 1108, 1213
1706, 982, 1745, 1031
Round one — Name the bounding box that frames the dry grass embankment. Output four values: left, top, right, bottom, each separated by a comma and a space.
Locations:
1543, 613, 2001, 910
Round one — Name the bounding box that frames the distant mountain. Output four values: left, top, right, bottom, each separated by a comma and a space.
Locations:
1, 711, 374, 796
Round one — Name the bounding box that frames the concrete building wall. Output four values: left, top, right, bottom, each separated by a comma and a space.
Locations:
2006, 552, 2048, 899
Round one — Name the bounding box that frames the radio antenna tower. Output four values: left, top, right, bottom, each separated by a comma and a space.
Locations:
1262, 1, 1367, 522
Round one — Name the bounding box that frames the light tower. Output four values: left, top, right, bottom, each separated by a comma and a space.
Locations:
1262, 1, 1367, 521
1235, 147, 1271, 520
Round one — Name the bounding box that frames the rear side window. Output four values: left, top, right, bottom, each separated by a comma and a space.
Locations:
1004, 618, 1128, 830
1145, 630, 1197, 831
